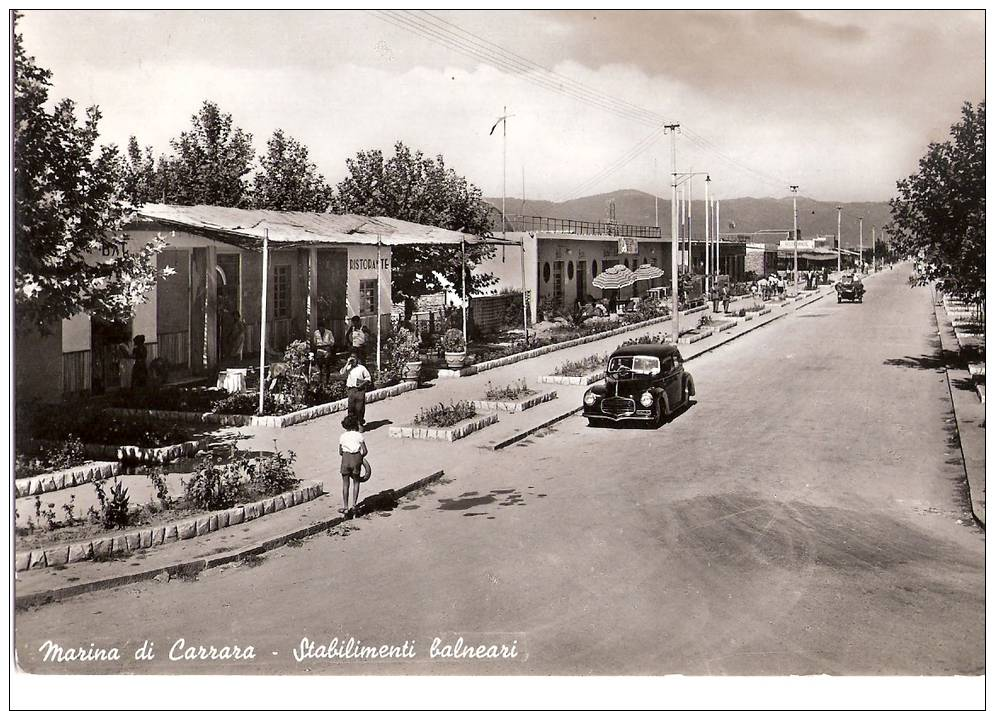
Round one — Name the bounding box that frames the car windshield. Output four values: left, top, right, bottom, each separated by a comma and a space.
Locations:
608, 355, 661, 376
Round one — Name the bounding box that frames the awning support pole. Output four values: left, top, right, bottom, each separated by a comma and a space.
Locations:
520, 235, 528, 340
258, 228, 269, 416
376, 235, 382, 374
461, 236, 468, 350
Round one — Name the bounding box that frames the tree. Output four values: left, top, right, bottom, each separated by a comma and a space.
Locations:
335, 142, 496, 317
888, 101, 985, 303
253, 129, 333, 212
122, 136, 159, 205
13, 18, 162, 334
159, 101, 255, 207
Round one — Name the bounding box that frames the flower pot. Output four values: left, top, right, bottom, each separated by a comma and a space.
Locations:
444, 351, 467, 369
402, 360, 423, 382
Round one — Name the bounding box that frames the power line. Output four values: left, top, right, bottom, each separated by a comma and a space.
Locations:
371, 10, 796, 197
558, 125, 669, 202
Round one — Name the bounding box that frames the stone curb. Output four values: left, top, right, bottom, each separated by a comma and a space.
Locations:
14, 480, 325, 573
436, 309, 707, 379
469, 390, 558, 413
15, 461, 121, 499
538, 372, 605, 386
678, 331, 711, 345
700, 320, 736, 336
105, 381, 418, 429
388, 412, 500, 442
15, 472, 446, 609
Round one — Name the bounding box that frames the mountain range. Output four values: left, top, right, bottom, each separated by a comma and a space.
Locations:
485, 189, 892, 246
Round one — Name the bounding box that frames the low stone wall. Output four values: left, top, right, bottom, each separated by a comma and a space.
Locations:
105, 381, 418, 429
538, 372, 605, 386
15, 461, 121, 498
469, 390, 557, 413
32, 438, 209, 465
388, 412, 499, 442
678, 331, 712, 345
437, 311, 687, 379
14, 480, 325, 572
700, 321, 736, 335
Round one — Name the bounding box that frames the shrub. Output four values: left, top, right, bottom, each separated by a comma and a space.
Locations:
484, 379, 536, 401
41, 435, 85, 471
93, 478, 132, 529
251, 447, 298, 497
183, 457, 248, 511
413, 400, 476, 428
698, 314, 713, 328
553, 353, 608, 377
441, 328, 466, 352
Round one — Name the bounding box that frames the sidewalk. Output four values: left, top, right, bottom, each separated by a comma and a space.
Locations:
933, 298, 986, 527
15, 284, 836, 605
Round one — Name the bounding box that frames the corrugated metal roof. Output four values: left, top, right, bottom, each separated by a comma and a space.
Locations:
132, 204, 517, 248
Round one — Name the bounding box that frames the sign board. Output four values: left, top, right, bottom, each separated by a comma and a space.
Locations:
617, 237, 639, 255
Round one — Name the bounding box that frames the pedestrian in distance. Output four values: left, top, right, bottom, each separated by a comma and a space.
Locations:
345, 315, 371, 361
312, 318, 335, 384
340, 353, 371, 430
721, 285, 731, 314
130, 334, 148, 389
338, 415, 368, 515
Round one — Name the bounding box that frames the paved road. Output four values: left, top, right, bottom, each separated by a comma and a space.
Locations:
15, 266, 983, 675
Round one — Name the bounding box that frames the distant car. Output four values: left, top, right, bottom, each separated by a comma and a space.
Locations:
583, 343, 695, 428
836, 273, 865, 303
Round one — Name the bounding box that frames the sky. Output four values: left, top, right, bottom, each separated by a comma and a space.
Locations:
16, 9, 986, 204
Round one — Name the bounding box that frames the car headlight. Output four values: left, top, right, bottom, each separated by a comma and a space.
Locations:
640, 391, 654, 407
584, 391, 597, 406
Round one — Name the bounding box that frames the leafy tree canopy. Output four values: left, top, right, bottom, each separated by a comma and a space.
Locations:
334, 141, 496, 315
888, 101, 985, 303
158, 101, 255, 207
14, 18, 162, 334
253, 129, 334, 212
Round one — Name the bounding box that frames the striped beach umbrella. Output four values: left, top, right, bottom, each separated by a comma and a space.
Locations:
633, 263, 665, 281
592, 264, 637, 290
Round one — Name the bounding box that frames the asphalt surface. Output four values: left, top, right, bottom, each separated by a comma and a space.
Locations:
14, 266, 984, 675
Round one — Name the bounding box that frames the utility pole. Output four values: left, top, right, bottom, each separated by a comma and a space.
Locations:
704, 175, 711, 291
790, 185, 799, 294
858, 217, 863, 273
678, 185, 684, 272
687, 167, 694, 274
715, 200, 721, 280
836, 206, 842, 274
666, 123, 680, 344
872, 225, 876, 272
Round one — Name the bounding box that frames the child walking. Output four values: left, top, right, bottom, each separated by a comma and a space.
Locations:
338, 415, 367, 515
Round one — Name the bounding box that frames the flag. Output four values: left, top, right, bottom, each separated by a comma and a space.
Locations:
489, 117, 504, 136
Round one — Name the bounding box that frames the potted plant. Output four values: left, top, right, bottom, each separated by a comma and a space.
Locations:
441, 328, 467, 368
393, 327, 422, 381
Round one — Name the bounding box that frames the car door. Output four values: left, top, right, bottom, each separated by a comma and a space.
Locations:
660, 356, 681, 407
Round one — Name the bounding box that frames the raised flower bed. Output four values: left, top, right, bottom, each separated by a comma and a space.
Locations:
539, 353, 609, 386
469, 379, 557, 413
389, 400, 498, 442
678, 330, 712, 345
699, 319, 736, 335
14, 449, 320, 571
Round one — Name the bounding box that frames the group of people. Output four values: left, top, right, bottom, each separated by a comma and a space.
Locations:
708, 285, 733, 314
752, 274, 788, 301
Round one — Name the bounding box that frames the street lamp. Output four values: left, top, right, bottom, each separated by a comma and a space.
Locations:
790, 185, 799, 295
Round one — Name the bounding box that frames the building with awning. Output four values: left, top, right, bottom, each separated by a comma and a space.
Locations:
17, 204, 513, 402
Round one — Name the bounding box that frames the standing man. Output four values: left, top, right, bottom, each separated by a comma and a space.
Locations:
340, 354, 371, 431
313, 319, 335, 384
721, 284, 731, 314
345, 315, 371, 362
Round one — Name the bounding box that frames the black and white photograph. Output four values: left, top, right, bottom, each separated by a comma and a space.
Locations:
8, 7, 987, 708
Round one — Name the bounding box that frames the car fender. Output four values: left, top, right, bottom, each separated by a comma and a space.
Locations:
684, 373, 695, 397
656, 389, 672, 416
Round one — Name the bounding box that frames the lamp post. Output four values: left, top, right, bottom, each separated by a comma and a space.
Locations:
790, 185, 799, 294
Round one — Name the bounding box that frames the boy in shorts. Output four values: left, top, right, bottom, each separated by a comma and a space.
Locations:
338, 415, 367, 515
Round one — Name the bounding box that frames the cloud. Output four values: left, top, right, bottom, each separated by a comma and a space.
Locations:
17, 9, 985, 203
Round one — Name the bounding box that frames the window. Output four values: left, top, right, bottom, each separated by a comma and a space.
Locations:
553, 261, 564, 305
273, 265, 291, 319
567, 261, 575, 281
592, 261, 599, 277
360, 278, 378, 316
607, 355, 661, 376
542, 262, 551, 283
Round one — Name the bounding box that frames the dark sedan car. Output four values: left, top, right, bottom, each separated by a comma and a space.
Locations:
583, 343, 695, 427
835, 273, 865, 303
